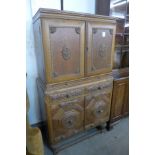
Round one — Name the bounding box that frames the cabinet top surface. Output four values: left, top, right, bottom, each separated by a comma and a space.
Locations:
33, 8, 116, 23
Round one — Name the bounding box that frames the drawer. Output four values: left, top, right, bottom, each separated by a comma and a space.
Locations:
50, 87, 84, 100
47, 75, 113, 101
50, 97, 84, 143
85, 81, 113, 94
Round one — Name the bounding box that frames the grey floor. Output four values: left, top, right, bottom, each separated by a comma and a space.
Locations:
44, 117, 129, 155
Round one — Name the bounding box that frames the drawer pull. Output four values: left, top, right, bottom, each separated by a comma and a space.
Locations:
98, 110, 103, 113
52, 89, 83, 100
67, 120, 73, 125
66, 94, 70, 98
98, 86, 101, 90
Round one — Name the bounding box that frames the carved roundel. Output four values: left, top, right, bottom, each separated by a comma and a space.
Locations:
62, 111, 78, 129
93, 101, 106, 118
61, 46, 71, 60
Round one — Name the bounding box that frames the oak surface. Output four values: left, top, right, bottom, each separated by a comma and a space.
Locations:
33, 9, 116, 146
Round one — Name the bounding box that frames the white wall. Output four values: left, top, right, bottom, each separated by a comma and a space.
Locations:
26, 0, 95, 125
26, 0, 61, 125
64, 0, 95, 14
26, 0, 40, 124
31, 0, 61, 16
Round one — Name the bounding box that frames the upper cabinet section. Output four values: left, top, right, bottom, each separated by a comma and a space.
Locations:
41, 18, 85, 83
33, 9, 116, 84
85, 21, 116, 76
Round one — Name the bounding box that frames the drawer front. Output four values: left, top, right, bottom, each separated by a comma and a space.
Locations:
85, 21, 116, 76
51, 88, 84, 101
42, 19, 85, 83
50, 97, 84, 143
85, 81, 113, 94
85, 89, 112, 130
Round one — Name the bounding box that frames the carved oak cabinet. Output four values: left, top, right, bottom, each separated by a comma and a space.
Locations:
33, 8, 116, 149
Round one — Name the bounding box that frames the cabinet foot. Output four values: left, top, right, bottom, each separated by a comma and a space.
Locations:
106, 122, 113, 131
52, 149, 58, 155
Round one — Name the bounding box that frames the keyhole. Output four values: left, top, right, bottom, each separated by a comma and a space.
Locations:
97, 109, 103, 114
66, 94, 69, 98
98, 86, 101, 90
98, 110, 101, 113
68, 120, 72, 125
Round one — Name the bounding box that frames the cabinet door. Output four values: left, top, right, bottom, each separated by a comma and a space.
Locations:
85, 91, 112, 130
85, 22, 116, 76
51, 98, 84, 143
42, 19, 85, 83
110, 78, 129, 122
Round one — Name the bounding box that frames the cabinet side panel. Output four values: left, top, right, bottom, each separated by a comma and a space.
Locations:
45, 96, 54, 144
33, 19, 46, 83
36, 79, 46, 122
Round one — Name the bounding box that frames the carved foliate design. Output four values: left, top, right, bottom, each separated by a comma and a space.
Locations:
61, 46, 71, 60
49, 27, 56, 33
62, 111, 78, 129
93, 101, 106, 117
51, 89, 84, 100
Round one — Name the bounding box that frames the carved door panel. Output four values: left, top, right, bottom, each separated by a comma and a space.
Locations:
51, 98, 84, 143
42, 19, 85, 83
85, 91, 112, 130
110, 78, 129, 122
85, 22, 116, 76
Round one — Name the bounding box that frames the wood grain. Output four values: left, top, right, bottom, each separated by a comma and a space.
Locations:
33, 9, 117, 146
110, 76, 129, 123
86, 21, 116, 76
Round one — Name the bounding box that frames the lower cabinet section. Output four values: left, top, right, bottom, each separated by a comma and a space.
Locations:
44, 75, 113, 144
